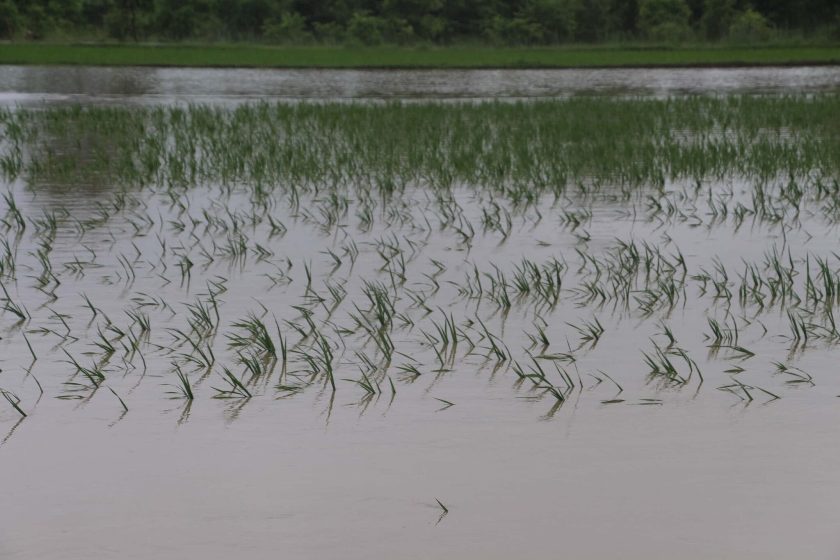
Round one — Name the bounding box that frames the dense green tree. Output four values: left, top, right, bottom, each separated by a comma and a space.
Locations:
106, 0, 154, 39
155, 0, 205, 39
609, 0, 639, 37
701, 0, 735, 39
263, 11, 310, 43
520, 0, 578, 42
22, 3, 54, 38
728, 7, 772, 40
81, 0, 112, 28
440, 0, 504, 39
574, 0, 608, 41
0, 0, 22, 38
225, 0, 280, 37
2, 0, 837, 44
638, 0, 691, 40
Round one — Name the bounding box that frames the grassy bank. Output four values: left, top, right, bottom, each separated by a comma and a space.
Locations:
0, 43, 838, 68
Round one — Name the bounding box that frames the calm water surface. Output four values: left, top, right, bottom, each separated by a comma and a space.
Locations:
1, 64, 840, 105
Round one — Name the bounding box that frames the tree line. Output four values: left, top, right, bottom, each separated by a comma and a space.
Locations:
1, 0, 838, 44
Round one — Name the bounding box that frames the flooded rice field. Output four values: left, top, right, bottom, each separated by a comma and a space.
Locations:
1, 85, 840, 559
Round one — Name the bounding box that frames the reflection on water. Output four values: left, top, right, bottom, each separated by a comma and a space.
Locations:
1, 64, 840, 106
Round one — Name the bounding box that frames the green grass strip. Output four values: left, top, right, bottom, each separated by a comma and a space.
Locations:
0, 43, 838, 68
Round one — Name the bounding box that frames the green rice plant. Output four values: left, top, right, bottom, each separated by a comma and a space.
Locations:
717, 379, 780, 403
344, 372, 378, 397
166, 364, 195, 400
525, 318, 550, 350
0, 238, 16, 279
594, 369, 624, 396
11, 97, 840, 206
705, 317, 739, 347
81, 293, 100, 319
0, 279, 28, 321
1, 389, 26, 417
212, 367, 252, 399
126, 309, 151, 335
715, 345, 755, 360
62, 349, 106, 388
395, 362, 422, 381
642, 342, 688, 386
656, 321, 677, 348
169, 328, 216, 370
787, 310, 810, 345
22, 332, 37, 362
475, 317, 508, 364
1, 192, 25, 231
772, 362, 814, 386
567, 316, 605, 348
273, 317, 288, 373
185, 298, 217, 336
227, 312, 276, 358
515, 356, 574, 402
315, 333, 336, 392
2, 95, 840, 422
434, 398, 455, 409
107, 387, 129, 411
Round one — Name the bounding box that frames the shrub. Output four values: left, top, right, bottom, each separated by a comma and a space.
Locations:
347, 12, 387, 45
0, 0, 21, 38
417, 15, 447, 42
383, 17, 415, 44
638, 0, 691, 41
701, 0, 735, 40
483, 16, 544, 45
519, 0, 578, 43
312, 21, 344, 43
728, 8, 772, 42
263, 12, 311, 44
23, 4, 53, 39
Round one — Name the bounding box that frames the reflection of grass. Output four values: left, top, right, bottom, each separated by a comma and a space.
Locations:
0, 43, 838, 68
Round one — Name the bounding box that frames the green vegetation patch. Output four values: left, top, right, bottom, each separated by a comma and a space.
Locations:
0, 43, 838, 68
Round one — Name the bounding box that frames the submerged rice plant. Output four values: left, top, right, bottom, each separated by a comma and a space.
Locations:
0, 94, 837, 424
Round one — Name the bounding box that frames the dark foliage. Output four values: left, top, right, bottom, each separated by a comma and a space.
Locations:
1, 0, 838, 43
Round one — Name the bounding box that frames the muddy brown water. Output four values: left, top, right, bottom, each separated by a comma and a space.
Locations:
1, 68, 840, 560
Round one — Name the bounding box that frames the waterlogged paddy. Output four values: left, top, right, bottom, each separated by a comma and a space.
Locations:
1, 96, 840, 559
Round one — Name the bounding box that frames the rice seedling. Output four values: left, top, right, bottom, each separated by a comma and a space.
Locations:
344, 372, 378, 397
212, 367, 252, 399
21, 332, 37, 362
567, 316, 605, 348
772, 362, 815, 386
1, 389, 26, 417
107, 387, 129, 412
227, 312, 276, 358
717, 379, 780, 403
63, 350, 106, 388
0, 92, 837, 431
167, 364, 195, 400
0, 279, 28, 322
434, 397, 455, 410
435, 498, 449, 514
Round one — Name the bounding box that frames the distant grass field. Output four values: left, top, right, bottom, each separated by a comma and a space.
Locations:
0, 43, 838, 68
